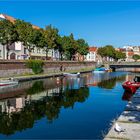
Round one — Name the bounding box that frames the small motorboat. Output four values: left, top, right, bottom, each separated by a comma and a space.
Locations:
93, 67, 106, 73
0, 78, 18, 86
105, 68, 112, 72
63, 72, 80, 77
86, 83, 97, 87
122, 81, 140, 93
93, 70, 105, 73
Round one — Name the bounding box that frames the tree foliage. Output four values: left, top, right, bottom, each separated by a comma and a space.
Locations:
26, 59, 44, 74
97, 45, 126, 61
44, 25, 59, 50
0, 19, 18, 59
15, 19, 34, 53
61, 33, 78, 60
132, 54, 140, 61
115, 50, 126, 61
77, 39, 89, 56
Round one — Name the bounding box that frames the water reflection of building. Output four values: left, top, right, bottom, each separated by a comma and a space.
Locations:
0, 87, 59, 114
0, 74, 89, 114
0, 97, 25, 113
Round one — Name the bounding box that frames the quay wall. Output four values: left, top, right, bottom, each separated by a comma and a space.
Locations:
0, 60, 96, 78
104, 88, 140, 140
115, 67, 140, 72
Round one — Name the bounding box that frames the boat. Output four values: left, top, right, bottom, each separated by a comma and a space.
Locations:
93, 67, 106, 73
63, 72, 80, 77
0, 78, 18, 86
86, 83, 97, 87
105, 68, 112, 72
122, 81, 140, 93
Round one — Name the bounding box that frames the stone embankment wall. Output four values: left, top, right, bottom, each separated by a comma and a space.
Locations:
0, 60, 96, 78
116, 67, 140, 72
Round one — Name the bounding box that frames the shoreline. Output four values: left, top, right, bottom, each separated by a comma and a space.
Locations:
2, 69, 93, 82
104, 88, 140, 140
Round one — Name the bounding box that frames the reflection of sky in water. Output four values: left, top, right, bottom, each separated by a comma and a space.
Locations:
0, 71, 136, 139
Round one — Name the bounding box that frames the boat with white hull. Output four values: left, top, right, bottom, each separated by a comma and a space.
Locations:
0, 79, 18, 86
63, 72, 80, 77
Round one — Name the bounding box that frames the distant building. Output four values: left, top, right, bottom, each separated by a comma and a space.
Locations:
85, 47, 97, 61
122, 45, 140, 62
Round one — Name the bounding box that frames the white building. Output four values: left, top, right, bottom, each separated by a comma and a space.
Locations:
86, 47, 97, 61
0, 13, 60, 60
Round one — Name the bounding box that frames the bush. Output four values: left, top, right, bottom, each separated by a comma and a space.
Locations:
26, 59, 44, 74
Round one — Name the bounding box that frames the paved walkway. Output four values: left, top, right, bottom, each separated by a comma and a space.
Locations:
104, 88, 140, 140
0, 69, 92, 82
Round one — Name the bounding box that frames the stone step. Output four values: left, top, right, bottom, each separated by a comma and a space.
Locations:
105, 122, 140, 140
125, 102, 140, 111
118, 111, 140, 123
131, 97, 140, 103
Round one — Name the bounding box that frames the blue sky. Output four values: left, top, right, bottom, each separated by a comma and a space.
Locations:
0, 0, 140, 47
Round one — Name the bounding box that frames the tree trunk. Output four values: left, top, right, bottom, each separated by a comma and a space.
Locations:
45, 50, 48, 60
60, 52, 63, 61
29, 50, 31, 59
6, 44, 9, 59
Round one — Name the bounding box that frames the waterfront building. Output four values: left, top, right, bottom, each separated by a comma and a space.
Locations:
86, 47, 97, 62
122, 45, 140, 62
0, 13, 60, 60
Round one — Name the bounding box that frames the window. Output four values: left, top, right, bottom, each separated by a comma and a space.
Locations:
24, 48, 27, 54
32, 48, 35, 53
42, 49, 46, 54
37, 48, 41, 53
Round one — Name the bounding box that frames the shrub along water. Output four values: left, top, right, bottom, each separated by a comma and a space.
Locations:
26, 59, 44, 74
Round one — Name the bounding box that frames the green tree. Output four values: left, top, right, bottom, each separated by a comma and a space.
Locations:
56, 35, 65, 60
97, 47, 106, 57
15, 20, 35, 58
97, 45, 116, 61
132, 54, 140, 62
62, 34, 78, 60
114, 50, 126, 61
31, 29, 47, 48
44, 25, 59, 59
105, 45, 116, 58
0, 20, 18, 59
76, 39, 89, 60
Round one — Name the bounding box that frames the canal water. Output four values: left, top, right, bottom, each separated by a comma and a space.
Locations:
0, 72, 135, 139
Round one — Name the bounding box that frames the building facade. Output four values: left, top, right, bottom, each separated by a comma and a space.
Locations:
86, 47, 97, 61
0, 13, 61, 60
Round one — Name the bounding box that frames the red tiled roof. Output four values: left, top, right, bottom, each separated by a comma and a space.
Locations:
32, 25, 40, 30
0, 13, 40, 29
128, 52, 134, 56
89, 47, 97, 52
2, 14, 16, 23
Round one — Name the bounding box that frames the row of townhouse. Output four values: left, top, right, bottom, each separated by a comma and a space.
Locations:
0, 14, 60, 60
117, 45, 140, 62
85, 45, 140, 62
0, 41, 60, 60
1, 14, 140, 62
85, 47, 113, 63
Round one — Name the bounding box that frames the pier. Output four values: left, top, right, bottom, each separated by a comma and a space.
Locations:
104, 88, 140, 140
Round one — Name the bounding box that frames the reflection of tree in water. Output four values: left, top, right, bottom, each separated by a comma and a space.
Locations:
63, 87, 89, 108
46, 87, 89, 122
98, 76, 126, 89
0, 80, 89, 135
26, 81, 45, 95
0, 108, 35, 135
